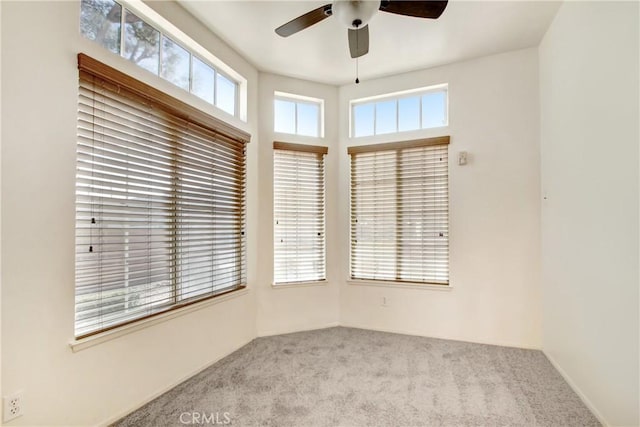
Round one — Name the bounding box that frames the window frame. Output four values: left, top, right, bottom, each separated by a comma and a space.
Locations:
74, 54, 250, 339
273, 141, 328, 286
80, 0, 242, 118
348, 136, 450, 286
350, 85, 449, 138
273, 91, 324, 138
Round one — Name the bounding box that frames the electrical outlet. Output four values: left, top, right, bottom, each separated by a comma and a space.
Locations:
3, 391, 24, 422
458, 151, 468, 165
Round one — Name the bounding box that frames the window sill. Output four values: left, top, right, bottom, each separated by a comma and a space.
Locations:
69, 287, 250, 353
271, 279, 328, 289
347, 279, 452, 291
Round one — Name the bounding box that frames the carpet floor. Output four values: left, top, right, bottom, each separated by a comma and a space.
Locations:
114, 327, 600, 426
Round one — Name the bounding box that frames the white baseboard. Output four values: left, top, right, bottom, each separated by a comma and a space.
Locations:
339, 322, 541, 350
543, 350, 609, 427
257, 322, 340, 338
97, 337, 254, 427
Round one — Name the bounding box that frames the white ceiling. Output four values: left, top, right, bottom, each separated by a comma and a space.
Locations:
178, 1, 561, 85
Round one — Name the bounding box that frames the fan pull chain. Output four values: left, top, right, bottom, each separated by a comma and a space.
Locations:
355, 25, 360, 84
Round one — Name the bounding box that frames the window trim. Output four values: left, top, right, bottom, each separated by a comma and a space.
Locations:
271, 279, 328, 289
80, 0, 246, 120
69, 287, 250, 352
348, 135, 450, 286
273, 141, 328, 285
75, 53, 250, 339
347, 279, 453, 291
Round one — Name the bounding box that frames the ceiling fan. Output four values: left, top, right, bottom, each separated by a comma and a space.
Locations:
275, 1, 448, 59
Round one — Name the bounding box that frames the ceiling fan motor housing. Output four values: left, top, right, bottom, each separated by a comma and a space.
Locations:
332, 0, 380, 28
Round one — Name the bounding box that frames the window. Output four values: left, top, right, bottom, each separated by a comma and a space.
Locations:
273, 142, 327, 284
75, 54, 249, 338
274, 92, 323, 138
351, 86, 448, 137
349, 137, 449, 285
80, 0, 239, 117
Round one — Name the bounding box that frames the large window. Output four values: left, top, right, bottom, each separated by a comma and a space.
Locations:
349, 137, 449, 285
274, 92, 323, 138
351, 86, 448, 138
80, 0, 239, 116
273, 142, 327, 284
75, 54, 249, 338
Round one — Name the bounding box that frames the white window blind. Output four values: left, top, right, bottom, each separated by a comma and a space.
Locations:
75, 54, 249, 338
349, 137, 449, 285
273, 142, 327, 284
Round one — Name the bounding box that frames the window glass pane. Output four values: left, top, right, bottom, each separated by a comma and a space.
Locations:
80, 0, 122, 54
422, 91, 447, 128
79, 1, 242, 118
398, 96, 420, 132
160, 36, 190, 90
191, 57, 215, 105
375, 100, 397, 135
297, 103, 319, 137
353, 103, 374, 137
216, 73, 236, 115
123, 10, 160, 74
274, 99, 296, 134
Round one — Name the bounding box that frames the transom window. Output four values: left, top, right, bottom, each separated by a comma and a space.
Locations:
80, 0, 240, 117
74, 54, 249, 338
351, 85, 448, 138
349, 137, 450, 285
274, 92, 324, 138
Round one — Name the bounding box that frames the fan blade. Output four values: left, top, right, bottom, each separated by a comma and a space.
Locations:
379, 1, 448, 19
348, 25, 369, 58
275, 4, 332, 37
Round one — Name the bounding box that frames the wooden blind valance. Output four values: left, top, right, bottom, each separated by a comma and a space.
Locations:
347, 136, 449, 155
273, 141, 328, 155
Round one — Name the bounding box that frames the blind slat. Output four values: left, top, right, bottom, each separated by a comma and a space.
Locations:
75, 56, 247, 338
349, 138, 449, 285
273, 148, 326, 284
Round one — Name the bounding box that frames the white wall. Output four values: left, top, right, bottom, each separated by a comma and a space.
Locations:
1, 1, 259, 425
255, 73, 340, 336
338, 48, 542, 349
539, 2, 639, 426
0, 0, 3, 407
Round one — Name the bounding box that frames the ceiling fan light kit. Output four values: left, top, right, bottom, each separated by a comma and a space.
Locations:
332, 0, 380, 29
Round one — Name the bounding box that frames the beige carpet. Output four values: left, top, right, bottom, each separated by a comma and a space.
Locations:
114, 327, 600, 426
